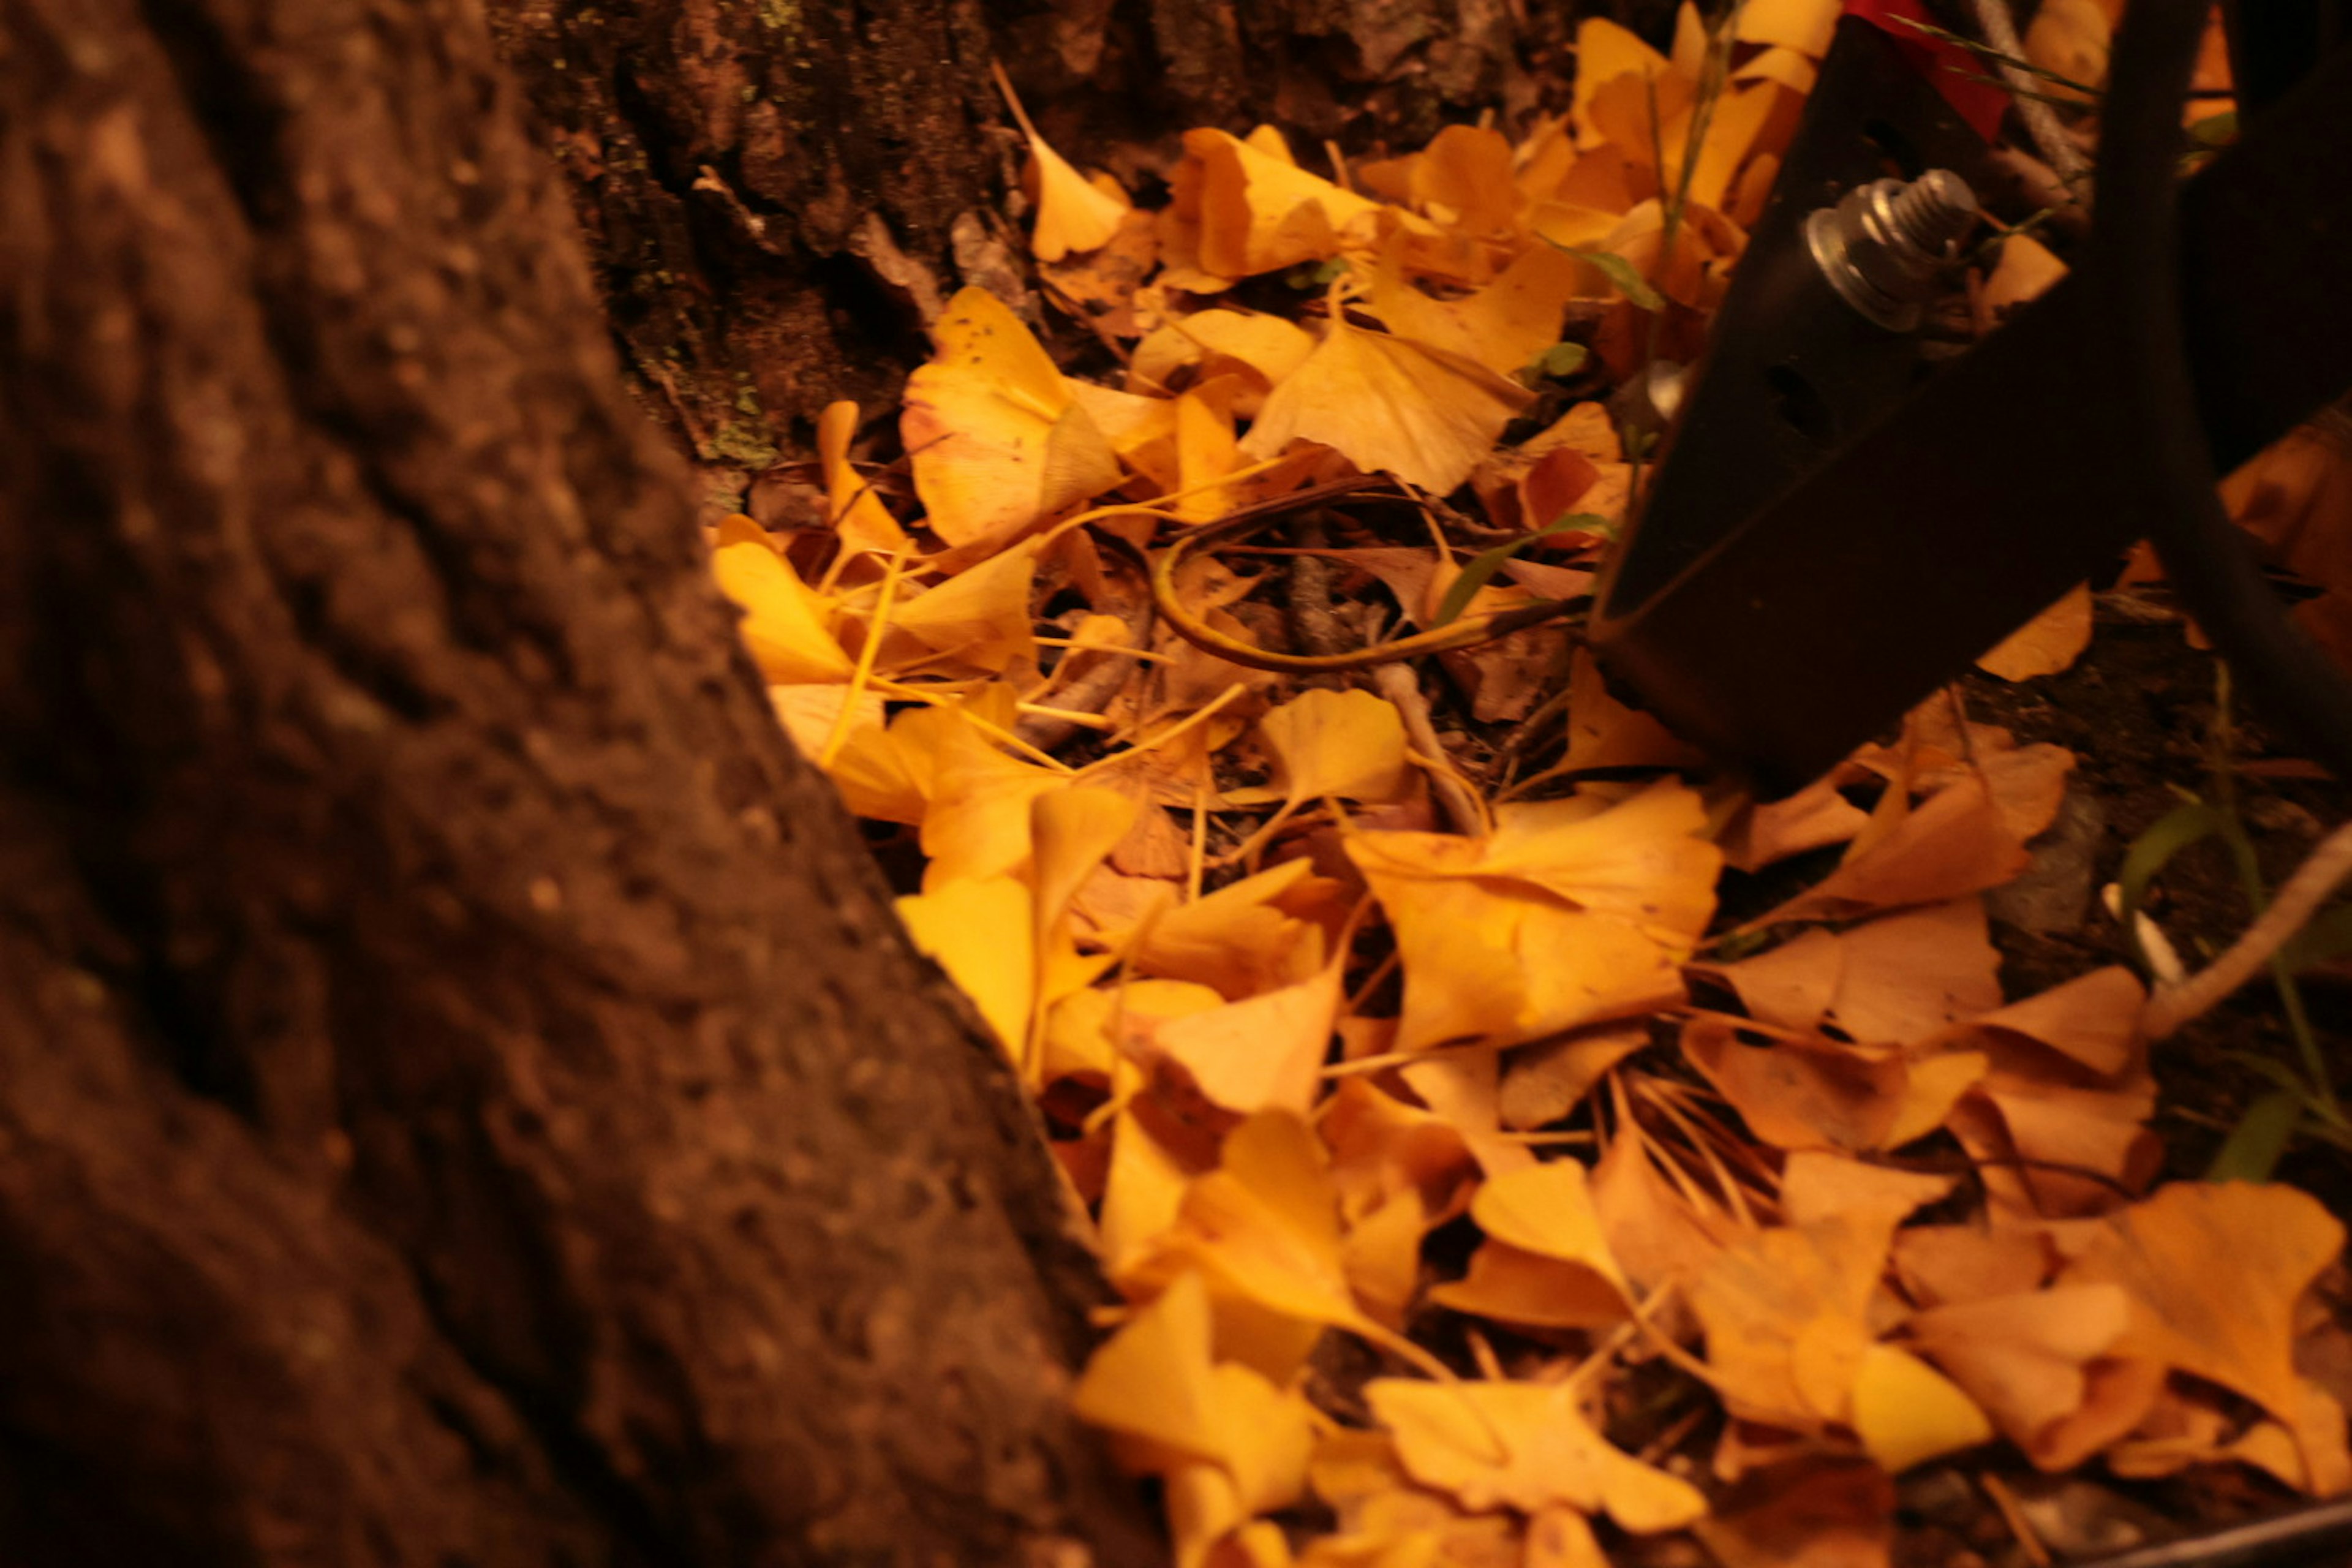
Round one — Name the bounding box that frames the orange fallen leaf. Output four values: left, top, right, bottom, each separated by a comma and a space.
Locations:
1180, 128, 1381, 279
1849, 1342, 1993, 1471
1239, 312, 1535, 498
1121, 1110, 1396, 1381
1683, 1012, 1986, 1154
1687, 1212, 1894, 1430
995, 72, 1131, 262
2054, 1180, 2352, 1491
883, 537, 1041, 673
1073, 1270, 1318, 1568
1369, 1376, 1708, 1529
1347, 783, 1719, 1051
1718, 774, 1873, 873
895, 876, 1035, 1060
1367, 235, 1586, 377
1981, 232, 2068, 324
1906, 1283, 2149, 1470
712, 538, 854, 684
1431, 1158, 1634, 1329
902, 286, 1124, 550
1245, 687, 1414, 810
1735, 0, 1841, 55
816, 401, 908, 557
1144, 959, 1344, 1117
1977, 582, 2094, 681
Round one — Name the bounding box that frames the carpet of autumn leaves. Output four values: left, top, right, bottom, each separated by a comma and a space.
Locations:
711, 1, 2352, 1562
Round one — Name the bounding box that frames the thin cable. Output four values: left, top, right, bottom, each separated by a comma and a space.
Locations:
2090, 0, 2352, 780
1970, 0, 2093, 186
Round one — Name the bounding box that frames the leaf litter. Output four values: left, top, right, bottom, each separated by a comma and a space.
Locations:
709, 4, 2352, 1563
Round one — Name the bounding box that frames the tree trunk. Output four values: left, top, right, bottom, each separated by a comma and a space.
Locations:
0, 0, 1163, 1562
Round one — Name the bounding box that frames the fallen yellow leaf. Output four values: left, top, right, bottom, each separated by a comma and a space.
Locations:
902, 287, 1124, 550
1180, 128, 1380, 279
712, 538, 854, 685
1849, 1343, 1992, 1472
1977, 582, 2094, 682
1369, 1376, 1708, 1529
1239, 314, 1535, 498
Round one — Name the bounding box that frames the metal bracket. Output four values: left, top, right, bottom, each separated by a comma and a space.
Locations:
1591, 15, 2352, 797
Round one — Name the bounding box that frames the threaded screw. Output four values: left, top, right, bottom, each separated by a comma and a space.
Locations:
1805, 168, 1980, 331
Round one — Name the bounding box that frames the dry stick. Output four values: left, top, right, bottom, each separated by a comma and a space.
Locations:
1013, 573, 1156, 751
2143, 817, 2352, 1041
1970, 0, 2093, 188
1374, 663, 1488, 837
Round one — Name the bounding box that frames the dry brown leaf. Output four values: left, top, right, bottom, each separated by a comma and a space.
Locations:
1694, 1460, 1893, 1568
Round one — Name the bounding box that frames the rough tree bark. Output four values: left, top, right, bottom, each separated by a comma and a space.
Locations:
0, 0, 1165, 1562
477, 0, 1670, 462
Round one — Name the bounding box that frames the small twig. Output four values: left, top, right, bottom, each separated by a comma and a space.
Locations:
1373, 663, 1485, 837
2144, 818, 2352, 1041
1014, 557, 1157, 751
1979, 1472, 2054, 1568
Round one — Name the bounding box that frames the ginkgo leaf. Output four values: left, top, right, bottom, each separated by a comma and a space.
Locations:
1174, 388, 1242, 522
1341, 1190, 1428, 1329
769, 684, 884, 762
1252, 688, 1412, 808
1850, 1344, 1992, 1472
712, 539, 854, 684
1572, 18, 1683, 148
1101, 1098, 1212, 1270
1688, 1213, 1891, 1430
885, 538, 1041, 673
1041, 978, 1222, 1087
1239, 315, 1534, 498
1428, 1240, 1631, 1330
1174, 309, 1319, 391
1466, 1159, 1629, 1292
1181, 129, 1381, 278
1144, 960, 1343, 1117
1120, 857, 1342, 999
1735, 0, 1840, 56
895, 875, 1035, 1059
1779, 1152, 1953, 1232
1348, 782, 1718, 1050
1906, 1283, 2144, 1470
1977, 582, 2094, 681
1033, 786, 1140, 938
1983, 233, 2068, 321
2056, 1180, 2351, 1489
995, 64, 1131, 263
918, 722, 1071, 889
1073, 1270, 1317, 1517
1368, 236, 1585, 379
1122, 1110, 1383, 1380
902, 287, 1124, 550
1368, 1378, 1707, 1531
816, 401, 908, 557
1681, 1012, 1986, 1153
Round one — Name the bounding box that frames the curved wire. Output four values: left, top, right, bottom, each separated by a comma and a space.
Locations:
1110, 501, 1585, 676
